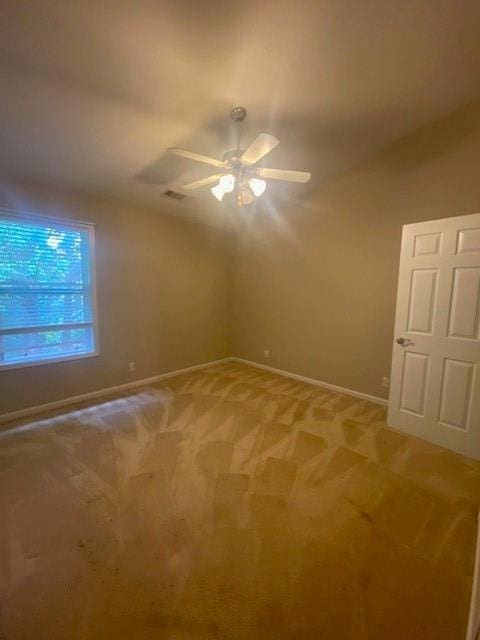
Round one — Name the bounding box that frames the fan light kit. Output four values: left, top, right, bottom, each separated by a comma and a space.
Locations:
168, 107, 311, 206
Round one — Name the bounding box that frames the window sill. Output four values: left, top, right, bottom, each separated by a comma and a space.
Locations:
0, 349, 100, 372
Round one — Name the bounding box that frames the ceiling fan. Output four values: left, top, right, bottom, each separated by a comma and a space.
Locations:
168, 107, 311, 206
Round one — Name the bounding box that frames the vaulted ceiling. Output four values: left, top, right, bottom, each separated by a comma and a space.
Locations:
1, 0, 480, 227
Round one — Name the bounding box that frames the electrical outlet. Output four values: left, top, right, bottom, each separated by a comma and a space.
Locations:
382, 376, 390, 389
264, 349, 270, 359
129, 361, 136, 372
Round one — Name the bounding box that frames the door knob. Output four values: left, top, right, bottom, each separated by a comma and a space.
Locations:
396, 337, 409, 345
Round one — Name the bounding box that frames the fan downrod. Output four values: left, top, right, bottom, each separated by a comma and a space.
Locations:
230, 106, 247, 123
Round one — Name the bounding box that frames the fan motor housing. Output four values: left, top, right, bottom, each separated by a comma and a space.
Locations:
230, 106, 247, 122
222, 148, 245, 163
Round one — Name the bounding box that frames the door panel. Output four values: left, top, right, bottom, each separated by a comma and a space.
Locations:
407, 269, 437, 333
388, 212, 480, 459
414, 232, 442, 257
447, 268, 480, 340
438, 359, 475, 430
400, 352, 429, 416
457, 227, 480, 254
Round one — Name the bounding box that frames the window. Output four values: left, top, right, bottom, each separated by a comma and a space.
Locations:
0, 211, 98, 369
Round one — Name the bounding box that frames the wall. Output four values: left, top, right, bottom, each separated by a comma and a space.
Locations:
0, 180, 233, 415
3, 101, 480, 414
233, 101, 480, 399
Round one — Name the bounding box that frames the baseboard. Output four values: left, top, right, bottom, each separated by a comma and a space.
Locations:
467, 508, 480, 640
231, 357, 389, 407
0, 357, 231, 425
0, 355, 388, 425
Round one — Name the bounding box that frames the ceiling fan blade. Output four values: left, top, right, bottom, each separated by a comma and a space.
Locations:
256, 167, 311, 183
241, 134, 280, 165
181, 173, 225, 190
167, 147, 225, 168
240, 185, 255, 206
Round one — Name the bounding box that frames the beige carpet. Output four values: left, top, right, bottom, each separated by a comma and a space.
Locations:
1, 361, 479, 639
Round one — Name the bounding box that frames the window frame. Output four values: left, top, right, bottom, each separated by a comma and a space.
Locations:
0, 208, 100, 371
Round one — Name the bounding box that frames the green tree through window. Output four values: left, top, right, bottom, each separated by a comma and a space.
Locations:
0, 214, 97, 367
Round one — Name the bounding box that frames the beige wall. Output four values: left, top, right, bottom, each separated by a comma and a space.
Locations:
0, 180, 233, 415
3, 101, 480, 415
233, 102, 480, 399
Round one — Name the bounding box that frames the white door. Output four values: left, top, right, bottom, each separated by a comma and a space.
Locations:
388, 213, 480, 459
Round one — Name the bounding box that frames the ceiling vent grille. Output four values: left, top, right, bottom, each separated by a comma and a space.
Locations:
164, 189, 186, 200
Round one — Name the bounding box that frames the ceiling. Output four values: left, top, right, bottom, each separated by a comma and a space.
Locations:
1, 0, 480, 228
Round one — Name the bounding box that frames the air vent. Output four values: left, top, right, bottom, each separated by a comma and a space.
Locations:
164, 190, 186, 200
